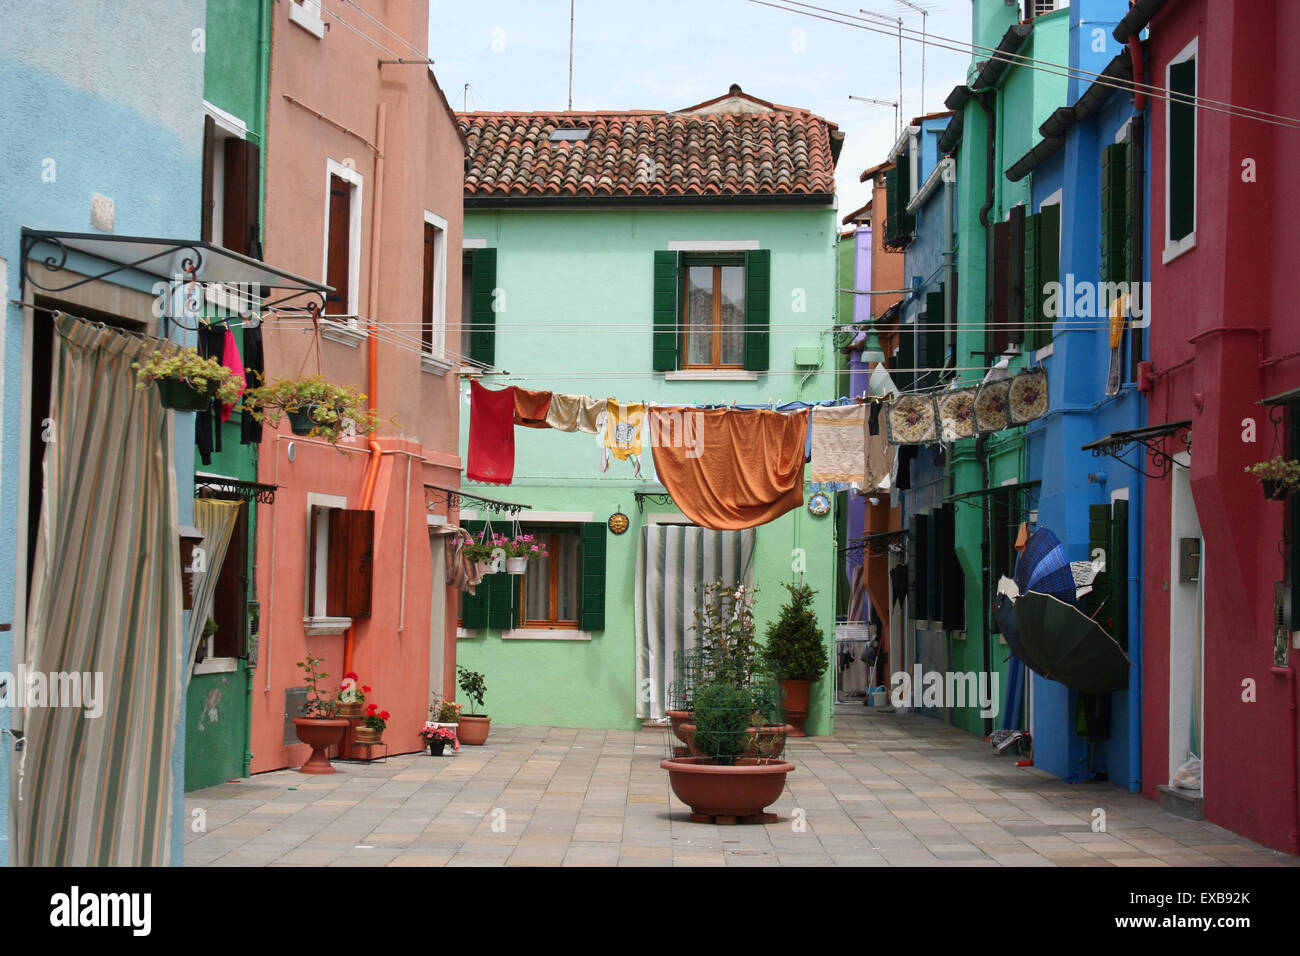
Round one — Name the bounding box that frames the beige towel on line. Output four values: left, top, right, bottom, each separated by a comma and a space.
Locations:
545, 392, 605, 434
809, 404, 866, 486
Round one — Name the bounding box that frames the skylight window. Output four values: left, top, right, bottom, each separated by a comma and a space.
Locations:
549, 128, 590, 142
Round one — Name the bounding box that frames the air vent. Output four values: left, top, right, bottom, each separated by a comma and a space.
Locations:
549, 128, 590, 142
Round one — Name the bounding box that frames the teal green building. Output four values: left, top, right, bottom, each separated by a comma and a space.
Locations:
455, 87, 845, 735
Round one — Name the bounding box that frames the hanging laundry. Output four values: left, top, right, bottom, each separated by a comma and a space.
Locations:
513, 387, 552, 428
936, 387, 978, 442
240, 321, 265, 446
863, 402, 894, 491
1015, 521, 1030, 553
601, 399, 645, 476
545, 392, 604, 433
219, 326, 247, 423
195, 323, 225, 466
1008, 369, 1049, 424
810, 404, 866, 486
887, 395, 939, 445
446, 528, 485, 595
467, 380, 516, 485
649, 406, 808, 531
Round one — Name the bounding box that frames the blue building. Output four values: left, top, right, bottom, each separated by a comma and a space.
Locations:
1007, 0, 1149, 788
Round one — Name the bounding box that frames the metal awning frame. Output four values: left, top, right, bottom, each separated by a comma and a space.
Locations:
840, 528, 906, 557
1080, 420, 1192, 479
195, 473, 277, 505
425, 484, 530, 517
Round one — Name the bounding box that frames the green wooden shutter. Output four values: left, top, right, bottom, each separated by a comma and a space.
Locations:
1168, 59, 1196, 242
1101, 143, 1129, 284
579, 521, 607, 631
1007, 205, 1026, 346
486, 569, 517, 630
923, 287, 945, 388
913, 513, 930, 620
884, 167, 899, 235
1110, 498, 1129, 650
1036, 204, 1060, 349
1088, 504, 1114, 640
468, 248, 497, 368
896, 324, 915, 392
989, 220, 1011, 357
1024, 211, 1041, 348
744, 249, 770, 371
940, 506, 966, 630
653, 250, 679, 372
459, 520, 490, 629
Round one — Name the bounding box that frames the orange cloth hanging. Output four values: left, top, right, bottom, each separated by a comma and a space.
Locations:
513, 387, 553, 428
649, 406, 809, 530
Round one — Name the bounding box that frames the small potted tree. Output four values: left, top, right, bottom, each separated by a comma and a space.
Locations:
1245, 457, 1300, 500
761, 582, 828, 737
292, 654, 349, 774
241, 374, 378, 444
456, 665, 491, 745
133, 346, 243, 412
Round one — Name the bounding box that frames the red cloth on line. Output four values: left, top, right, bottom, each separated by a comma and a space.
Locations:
467, 380, 516, 485
219, 327, 246, 423
649, 406, 809, 530
513, 387, 553, 428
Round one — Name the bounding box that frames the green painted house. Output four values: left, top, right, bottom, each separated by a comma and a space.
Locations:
454, 86, 845, 735
184, 0, 274, 790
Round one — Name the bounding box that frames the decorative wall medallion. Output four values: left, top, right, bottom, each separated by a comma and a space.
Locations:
608, 511, 630, 535
807, 492, 831, 516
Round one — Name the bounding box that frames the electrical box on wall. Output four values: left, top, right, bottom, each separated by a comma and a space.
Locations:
793, 345, 821, 367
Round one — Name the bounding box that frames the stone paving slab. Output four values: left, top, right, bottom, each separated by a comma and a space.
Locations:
185, 707, 1300, 867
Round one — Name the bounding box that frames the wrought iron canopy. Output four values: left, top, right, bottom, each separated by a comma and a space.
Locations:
195, 473, 277, 505
1081, 420, 1192, 479
840, 529, 906, 556
633, 490, 676, 513
945, 478, 1041, 512
425, 484, 529, 517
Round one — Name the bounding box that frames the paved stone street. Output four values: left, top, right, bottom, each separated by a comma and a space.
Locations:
185, 707, 1298, 867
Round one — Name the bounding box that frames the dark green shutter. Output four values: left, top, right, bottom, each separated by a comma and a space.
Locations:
1110, 499, 1128, 650
922, 287, 945, 388
653, 250, 679, 372
1024, 212, 1041, 345
486, 569, 517, 630
1088, 504, 1114, 640
1007, 205, 1026, 346
896, 324, 915, 392
940, 506, 965, 630
468, 248, 497, 367
1168, 59, 1196, 242
459, 520, 490, 629
926, 511, 941, 620
1101, 143, 1129, 284
579, 521, 606, 631
744, 249, 770, 371
884, 167, 899, 236
913, 513, 930, 620
1034, 204, 1060, 350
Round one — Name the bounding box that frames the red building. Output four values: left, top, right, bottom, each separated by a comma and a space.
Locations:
1137, 0, 1300, 855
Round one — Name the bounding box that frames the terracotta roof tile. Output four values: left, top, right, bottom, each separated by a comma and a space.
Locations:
458, 89, 842, 200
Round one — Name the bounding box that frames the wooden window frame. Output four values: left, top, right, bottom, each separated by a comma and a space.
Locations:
680, 254, 746, 371
421, 211, 448, 360
519, 530, 581, 629
322, 159, 363, 323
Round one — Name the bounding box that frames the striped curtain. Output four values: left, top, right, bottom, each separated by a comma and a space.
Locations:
634, 524, 756, 720
186, 498, 242, 683
16, 314, 183, 866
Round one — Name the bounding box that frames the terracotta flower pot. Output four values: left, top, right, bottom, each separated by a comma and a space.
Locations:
292, 718, 349, 774
745, 723, 794, 758
336, 701, 363, 718
457, 715, 491, 745
680, 723, 701, 756
353, 726, 381, 745
661, 756, 795, 824
666, 709, 692, 745
780, 679, 812, 737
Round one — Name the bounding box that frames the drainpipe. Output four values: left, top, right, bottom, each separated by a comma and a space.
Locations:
1272, 663, 1300, 856
942, 158, 956, 361
1127, 36, 1147, 111
976, 433, 993, 738
344, 101, 387, 678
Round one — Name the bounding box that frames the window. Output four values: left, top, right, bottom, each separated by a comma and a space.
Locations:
682, 254, 745, 369
306, 499, 374, 629
652, 249, 769, 373
422, 212, 448, 363
1165, 38, 1197, 260
883, 160, 915, 249
1024, 199, 1061, 352
289, 0, 326, 38
463, 247, 497, 367
521, 530, 582, 627
323, 161, 363, 321
1022, 0, 1062, 19
201, 104, 260, 258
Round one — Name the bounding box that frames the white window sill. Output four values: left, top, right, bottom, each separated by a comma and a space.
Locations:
193, 657, 239, 675
458, 627, 474, 639
502, 628, 592, 642
304, 616, 352, 636
421, 352, 454, 376
289, 3, 326, 38
664, 369, 759, 382
1162, 233, 1197, 264
1034, 342, 1054, 361
321, 321, 366, 348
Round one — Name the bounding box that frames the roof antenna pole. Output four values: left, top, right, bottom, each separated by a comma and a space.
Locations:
568, 0, 575, 111
895, 0, 928, 113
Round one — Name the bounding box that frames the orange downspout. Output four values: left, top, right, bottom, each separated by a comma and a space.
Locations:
344, 101, 387, 678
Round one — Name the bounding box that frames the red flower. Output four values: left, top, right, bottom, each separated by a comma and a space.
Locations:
366, 703, 378, 714
379, 710, 391, 720
345, 672, 359, 681
362, 685, 372, 693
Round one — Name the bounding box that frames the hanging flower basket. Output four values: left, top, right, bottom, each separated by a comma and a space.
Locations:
505, 556, 529, 575
157, 377, 219, 412
1245, 458, 1300, 501
133, 346, 242, 412
1262, 479, 1292, 501
242, 375, 378, 445
288, 406, 319, 436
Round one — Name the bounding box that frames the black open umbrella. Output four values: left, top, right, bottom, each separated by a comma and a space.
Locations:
1013, 591, 1131, 693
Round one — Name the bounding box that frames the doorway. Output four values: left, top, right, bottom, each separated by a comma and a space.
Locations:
429, 531, 447, 701
1168, 453, 1204, 793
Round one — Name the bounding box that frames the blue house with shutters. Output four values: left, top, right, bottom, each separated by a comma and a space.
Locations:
1007, 0, 1149, 788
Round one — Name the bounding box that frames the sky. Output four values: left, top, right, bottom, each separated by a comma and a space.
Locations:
428, 0, 975, 216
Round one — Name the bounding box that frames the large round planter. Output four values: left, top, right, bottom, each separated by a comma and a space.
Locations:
781, 679, 811, 737
666, 709, 692, 745
457, 715, 491, 746
504, 557, 528, 575
745, 723, 794, 759
156, 378, 217, 412
292, 718, 349, 774
661, 756, 795, 824
428, 739, 448, 756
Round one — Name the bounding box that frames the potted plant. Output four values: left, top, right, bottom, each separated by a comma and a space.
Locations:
1245, 457, 1300, 500
456, 665, 490, 745
354, 702, 390, 745
761, 582, 828, 737
291, 654, 349, 774
337, 672, 370, 718
420, 722, 460, 756
463, 531, 498, 577
133, 346, 242, 412
495, 533, 550, 575
428, 693, 462, 728
241, 374, 378, 444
